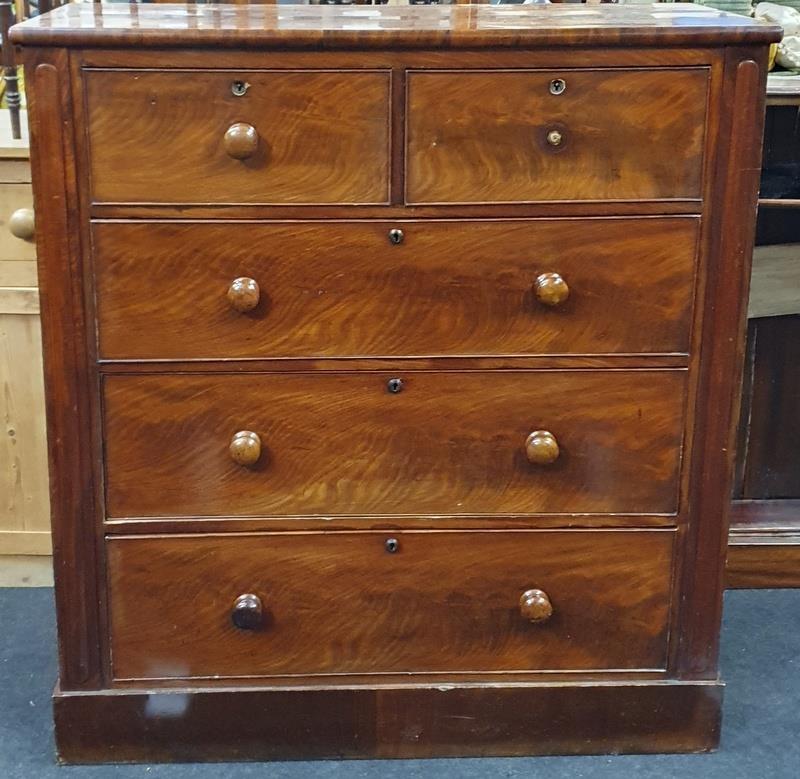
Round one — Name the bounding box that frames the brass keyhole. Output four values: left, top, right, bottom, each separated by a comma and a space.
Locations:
387, 378, 404, 394
385, 538, 400, 554
388, 229, 404, 245
231, 80, 250, 97
549, 78, 566, 96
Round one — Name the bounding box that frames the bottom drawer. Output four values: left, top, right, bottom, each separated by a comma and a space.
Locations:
107, 529, 676, 681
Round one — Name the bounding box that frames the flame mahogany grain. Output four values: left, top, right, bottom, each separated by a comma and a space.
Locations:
102, 370, 686, 519
107, 529, 675, 681
84, 69, 391, 205
406, 68, 709, 204
91, 218, 699, 360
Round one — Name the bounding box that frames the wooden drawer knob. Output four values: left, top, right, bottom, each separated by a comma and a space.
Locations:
519, 589, 553, 623
231, 593, 263, 630
227, 277, 260, 312
9, 208, 35, 241
525, 430, 560, 465
224, 122, 259, 160
229, 430, 261, 466
534, 272, 569, 307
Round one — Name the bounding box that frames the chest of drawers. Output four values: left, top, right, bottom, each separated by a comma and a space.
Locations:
11, 2, 781, 763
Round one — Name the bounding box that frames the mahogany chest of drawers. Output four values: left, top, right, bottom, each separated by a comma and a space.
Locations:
11, 2, 781, 763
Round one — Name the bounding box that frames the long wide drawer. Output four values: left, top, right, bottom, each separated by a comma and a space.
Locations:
406, 68, 708, 203
103, 370, 686, 518
107, 529, 676, 680
92, 217, 699, 360
84, 69, 391, 204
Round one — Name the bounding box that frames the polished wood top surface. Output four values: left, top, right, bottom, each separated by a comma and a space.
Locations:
10, 3, 782, 49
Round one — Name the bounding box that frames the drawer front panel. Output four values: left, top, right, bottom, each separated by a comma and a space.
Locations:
103, 370, 686, 518
84, 69, 390, 204
108, 529, 676, 680
93, 218, 699, 360
406, 68, 708, 203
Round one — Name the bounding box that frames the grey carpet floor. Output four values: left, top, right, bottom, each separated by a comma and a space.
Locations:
1, 588, 798, 778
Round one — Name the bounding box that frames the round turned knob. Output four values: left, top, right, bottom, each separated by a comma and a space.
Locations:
229, 430, 261, 466
231, 593, 263, 630
534, 272, 570, 307
227, 277, 260, 313
525, 430, 560, 466
8, 208, 35, 241
519, 589, 553, 624
224, 122, 259, 160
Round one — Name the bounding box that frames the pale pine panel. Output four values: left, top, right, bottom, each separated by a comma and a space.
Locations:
0, 309, 51, 551
0, 261, 37, 287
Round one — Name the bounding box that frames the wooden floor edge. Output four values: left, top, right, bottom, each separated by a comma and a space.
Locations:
726, 531, 800, 589
53, 680, 723, 763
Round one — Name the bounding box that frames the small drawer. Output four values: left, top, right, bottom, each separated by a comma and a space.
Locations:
103, 370, 686, 518
92, 217, 698, 360
84, 69, 390, 204
406, 68, 708, 203
107, 529, 676, 680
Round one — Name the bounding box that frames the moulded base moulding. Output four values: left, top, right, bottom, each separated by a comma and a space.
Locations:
726, 533, 800, 588
53, 679, 723, 763
726, 501, 800, 588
